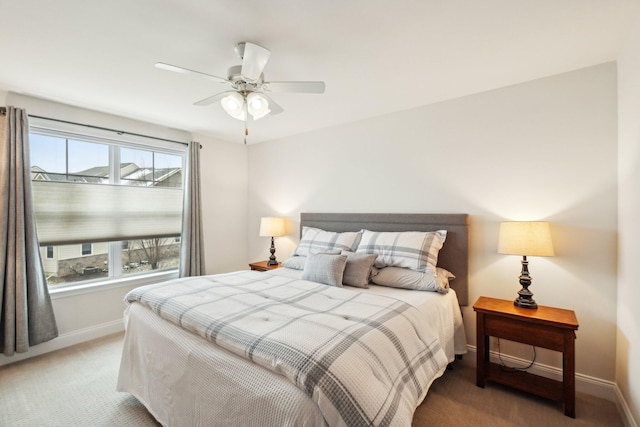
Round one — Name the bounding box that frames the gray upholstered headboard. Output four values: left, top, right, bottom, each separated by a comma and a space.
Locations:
300, 213, 470, 306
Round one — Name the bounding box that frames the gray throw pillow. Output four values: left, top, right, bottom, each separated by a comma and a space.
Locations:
302, 253, 348, 287
282, 249, 343, 271
341, 251, 377, 288
282, 256, 306, 270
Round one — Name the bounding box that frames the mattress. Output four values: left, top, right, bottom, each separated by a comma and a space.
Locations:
117, 268, 467, 426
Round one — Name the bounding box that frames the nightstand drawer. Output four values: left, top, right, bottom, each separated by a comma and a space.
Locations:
484, 315, 566, 351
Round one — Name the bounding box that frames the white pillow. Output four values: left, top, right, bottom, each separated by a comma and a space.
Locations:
293, 227, 362, 257
356, 230, 446, 273
371, 266, 454, 294
302, 253, 348, 287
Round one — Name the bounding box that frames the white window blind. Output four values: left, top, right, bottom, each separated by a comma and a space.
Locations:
32, 181, 183, 245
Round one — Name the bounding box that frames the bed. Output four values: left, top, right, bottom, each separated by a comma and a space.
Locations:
117, 213, 469, 426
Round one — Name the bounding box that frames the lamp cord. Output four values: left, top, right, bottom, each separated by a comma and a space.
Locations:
496, 338, 537, 371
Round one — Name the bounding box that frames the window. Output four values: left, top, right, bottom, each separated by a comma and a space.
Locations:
121, 238, 181, 274
120, 148, 183, 188
31, 135, 110, 183
30, 127, 186, 288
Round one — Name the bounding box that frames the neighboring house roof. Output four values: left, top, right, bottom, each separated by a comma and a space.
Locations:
77, 165, 111, 177
32, 171, 103, 183
130, 167, 182, 183
120, 162, 139, 177
31, 162, 181, 186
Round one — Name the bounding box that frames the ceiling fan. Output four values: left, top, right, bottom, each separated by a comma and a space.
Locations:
156, 42, 325, 141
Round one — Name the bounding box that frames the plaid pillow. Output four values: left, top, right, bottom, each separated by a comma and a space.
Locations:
293, 227, 362, 257
302, 253, 348, 287
356, 230, 446, 273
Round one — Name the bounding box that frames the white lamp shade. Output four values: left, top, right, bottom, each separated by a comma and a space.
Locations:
498, 221, 554, 257
259, 217, 286, 237
221, 92, 246, 120
247, 93, 270, 120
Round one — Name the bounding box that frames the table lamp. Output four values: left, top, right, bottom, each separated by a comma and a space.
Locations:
259, 217, 286, 266
498, 221, 554, 309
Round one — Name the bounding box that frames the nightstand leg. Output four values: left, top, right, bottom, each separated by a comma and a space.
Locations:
563, 332, 576, 417
476, 312, 487, 387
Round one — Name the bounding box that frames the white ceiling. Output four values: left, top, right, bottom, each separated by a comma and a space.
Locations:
0, 0, 638, 144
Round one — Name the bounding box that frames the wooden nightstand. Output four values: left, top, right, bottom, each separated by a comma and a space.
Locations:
249, 260, 282, 272
473, 296, 579, 417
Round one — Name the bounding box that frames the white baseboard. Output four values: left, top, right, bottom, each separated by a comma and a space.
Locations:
465, 345, 637, 427
615, 384, 639, 427
0, 319, 124, 367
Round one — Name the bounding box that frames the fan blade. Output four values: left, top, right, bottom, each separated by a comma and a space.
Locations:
261, 94, 284, 115
155, 62, 228, 84
193, 91, 236, 106
263, 81, 325, 94
240, 43, 271, 81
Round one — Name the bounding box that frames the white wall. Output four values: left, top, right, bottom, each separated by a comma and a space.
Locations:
248, 63, 619, 385
617, 14, 640, 426
193, 133, 248, 274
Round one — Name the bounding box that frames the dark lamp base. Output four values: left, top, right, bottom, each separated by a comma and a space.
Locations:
514, 297, 538, 309
267, 236, 278, 266
513, 255, 538, 309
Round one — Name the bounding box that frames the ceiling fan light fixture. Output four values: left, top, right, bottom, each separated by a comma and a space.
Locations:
157, 41, 325, 130
221, 92, 246, 120
247, 93, 270, 120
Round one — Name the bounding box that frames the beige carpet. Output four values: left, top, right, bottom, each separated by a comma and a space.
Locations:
0, 333, 159, 427
0, 333, 624, 426
413, 360, 623, 426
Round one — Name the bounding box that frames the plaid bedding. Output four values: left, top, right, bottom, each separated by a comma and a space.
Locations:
124, 270, 449, 427
293, 226, 362, 257
357, 230, 447, 273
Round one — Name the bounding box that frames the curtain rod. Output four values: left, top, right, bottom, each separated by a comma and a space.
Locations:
27, 113, 190, 146
2, 107, 202, 148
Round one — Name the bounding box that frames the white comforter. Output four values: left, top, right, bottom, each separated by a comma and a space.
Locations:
117, 269, 466, 426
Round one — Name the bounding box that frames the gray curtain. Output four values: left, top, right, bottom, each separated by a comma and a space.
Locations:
179, 141, 205, 277
1, 106, 58, 356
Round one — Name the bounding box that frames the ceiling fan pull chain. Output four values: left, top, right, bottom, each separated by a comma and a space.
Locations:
244, 100, 249, 144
